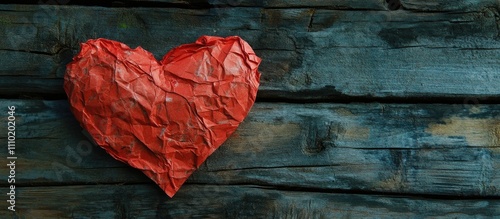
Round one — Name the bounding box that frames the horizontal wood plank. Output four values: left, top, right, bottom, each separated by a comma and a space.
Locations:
0, 5, 499, 100
1, 99, 499, 197
3, 0, 389, 10
24, 0, 500, 11
400, 0, 500, 11
3, 184, 499, 218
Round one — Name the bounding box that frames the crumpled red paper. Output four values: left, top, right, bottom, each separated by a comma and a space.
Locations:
64, 36, 261, 197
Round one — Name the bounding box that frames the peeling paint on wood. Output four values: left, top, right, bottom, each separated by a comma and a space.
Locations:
1, 99, 499, 198
427, 117, 500, 152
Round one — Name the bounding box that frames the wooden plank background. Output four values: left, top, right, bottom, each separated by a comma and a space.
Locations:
1, 1, 500, 100
1, 0, 500, 218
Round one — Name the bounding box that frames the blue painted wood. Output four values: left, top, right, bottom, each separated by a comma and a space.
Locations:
1, 1, 499, 217
3, 184, 500, 218
1, 99, 499, 198
0, 4, 499, 100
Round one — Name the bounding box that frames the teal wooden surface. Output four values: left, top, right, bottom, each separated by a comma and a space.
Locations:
0, 0, 499, 218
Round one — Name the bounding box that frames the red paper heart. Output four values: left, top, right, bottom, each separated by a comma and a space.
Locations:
64, 36, 261, 197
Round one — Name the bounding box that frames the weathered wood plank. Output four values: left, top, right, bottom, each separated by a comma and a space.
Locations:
1, 99, 499, 196
401, 0, 500, 12
1, 5, 499, 99
27, 0, 500, 11
3, 184, 499, 218
18, 0, 389, 10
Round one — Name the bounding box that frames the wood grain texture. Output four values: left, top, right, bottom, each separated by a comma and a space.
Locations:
400, 0, 500, 11
26, 0, 391, 10
1, 1, 499, 217
0, 4, 499, 100
1, 99, 499, 197
2, 184, 499, 218
32, 0, 500, 11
